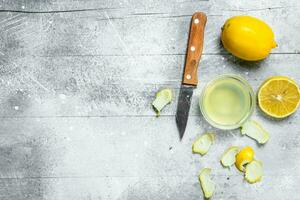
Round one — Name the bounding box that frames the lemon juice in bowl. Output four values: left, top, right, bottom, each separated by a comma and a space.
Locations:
200, 75, 255, 129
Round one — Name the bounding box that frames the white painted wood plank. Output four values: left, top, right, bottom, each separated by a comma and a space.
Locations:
0, 1, 299, 200
0, 54, 299, 117
0, 116, 299, 199
0, 175, 299, 200
0, 0, 298, 13
0, 4, 299, 57
0, 116, 299, 178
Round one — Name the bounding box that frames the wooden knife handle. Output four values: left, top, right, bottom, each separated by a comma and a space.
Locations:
182, 12, 207, 86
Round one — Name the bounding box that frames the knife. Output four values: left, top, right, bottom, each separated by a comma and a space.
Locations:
176, 12, 207, 139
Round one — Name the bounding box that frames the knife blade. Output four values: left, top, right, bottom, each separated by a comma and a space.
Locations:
175, 12, 207, 139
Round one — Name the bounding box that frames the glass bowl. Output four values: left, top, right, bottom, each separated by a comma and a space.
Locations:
199, 74, 255, 130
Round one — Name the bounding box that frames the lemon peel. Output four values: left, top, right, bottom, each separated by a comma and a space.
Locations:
192, 132, 215, 156
245, 160, 263, 184
220, 146, 240, 167
235, 146, 255, 172
199, 168, 215, 199
152, 88, 172, 116
241, 120, 270, 144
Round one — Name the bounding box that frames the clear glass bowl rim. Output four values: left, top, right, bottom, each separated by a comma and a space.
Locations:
199, 74, 256, 130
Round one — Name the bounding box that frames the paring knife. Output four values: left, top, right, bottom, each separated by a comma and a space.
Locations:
176, 12, 207, 139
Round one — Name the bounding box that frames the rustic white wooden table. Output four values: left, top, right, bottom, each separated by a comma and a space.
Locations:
0, 0, 299, 199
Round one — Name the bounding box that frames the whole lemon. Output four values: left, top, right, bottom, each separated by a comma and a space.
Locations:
221, 16, 277, 61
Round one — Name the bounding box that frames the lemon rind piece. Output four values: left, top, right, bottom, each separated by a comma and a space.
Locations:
152, 88, 173, 116
235, 146, 255, 172
236, 160, 251, 172
245, 160, 263, 184
220, 146, 240, 168
199, 168, 215, 199
192, 132, 215, 156
241, 120, 270, 144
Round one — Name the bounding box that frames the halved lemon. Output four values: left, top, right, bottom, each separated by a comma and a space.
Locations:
235, 146, 255, 172
258, 76, 300, 118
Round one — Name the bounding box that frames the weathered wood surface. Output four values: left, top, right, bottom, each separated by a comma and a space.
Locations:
0, 54, 300, 117
0, 0, 300, 200
0, 7, 299, 57
0, 116, 299, 200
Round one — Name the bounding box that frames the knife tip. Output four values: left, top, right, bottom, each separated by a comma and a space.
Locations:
179, 133, 184, 141
176, 125, 185, 141
176, 118, 186, 141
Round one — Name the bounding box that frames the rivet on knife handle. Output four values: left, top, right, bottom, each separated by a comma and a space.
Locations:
182, 12, 207, 86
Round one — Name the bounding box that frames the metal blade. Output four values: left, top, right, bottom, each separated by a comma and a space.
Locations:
175, 85, 194, 139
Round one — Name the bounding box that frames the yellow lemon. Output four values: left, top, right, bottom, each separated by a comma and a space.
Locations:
235, 146, 255, 172
221, 16, 277, 61
258, 76, 300, 118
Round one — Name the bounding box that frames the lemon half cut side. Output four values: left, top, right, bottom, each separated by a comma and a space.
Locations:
258, 76, 300, 118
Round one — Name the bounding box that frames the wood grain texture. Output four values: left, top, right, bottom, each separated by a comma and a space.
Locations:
182, 12, 206, 85
0, 116, 299, 199
0, 0, 300, 199
0, 2, 299, 57
0, 54, 299, 117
